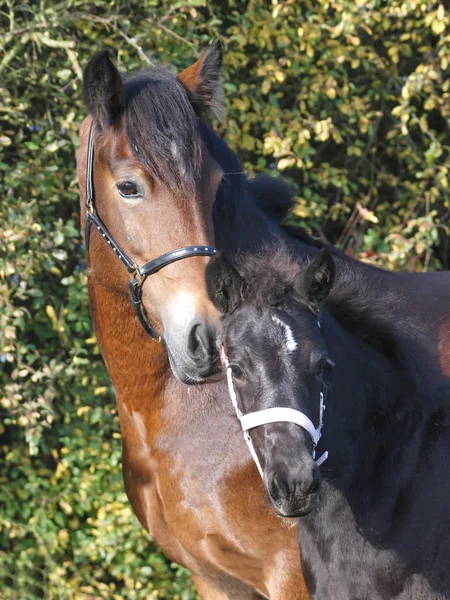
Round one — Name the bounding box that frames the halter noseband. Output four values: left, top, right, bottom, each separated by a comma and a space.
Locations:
84, 123, 217, 341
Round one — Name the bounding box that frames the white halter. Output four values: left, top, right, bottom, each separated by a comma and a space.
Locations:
223, 350, 329, 480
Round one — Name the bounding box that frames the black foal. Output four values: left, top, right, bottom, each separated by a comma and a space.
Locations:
206, 247, 450, 600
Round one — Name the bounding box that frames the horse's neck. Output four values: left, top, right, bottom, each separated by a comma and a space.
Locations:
214, 184, 281, 255
88, 273, 228, 431
88, 274, 170, 413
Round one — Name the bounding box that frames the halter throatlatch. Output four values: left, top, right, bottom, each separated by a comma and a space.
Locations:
84, 122, 217, 341
222, 350, 329, 480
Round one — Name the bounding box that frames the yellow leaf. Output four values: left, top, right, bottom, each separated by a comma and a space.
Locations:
348, 146, 362, 157
432, 20, 445, 35
46, 305, 57, 321
277, 157, 295, 171
356, 202, 378, 223
339, 103, 351, 116
297, 128, 311, 144
94, 386, 109, 396
325, 87, 336, 99
59, 500, 73, 515
45, 142, 59, 153
415, 241, 426, 255
68, 518, 80, 530
261, 78, 271, 95
58, 529, 69, 546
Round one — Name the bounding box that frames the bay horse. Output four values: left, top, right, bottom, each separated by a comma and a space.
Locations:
77, 38, 450, 598
78, 42, 310, 598
206, 247, 450, 599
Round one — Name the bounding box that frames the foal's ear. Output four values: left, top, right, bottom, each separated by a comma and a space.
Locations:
83, 51, 125, 131
206, 252, 245, 315
295, 249, 335, 312
178, 39, 223, 121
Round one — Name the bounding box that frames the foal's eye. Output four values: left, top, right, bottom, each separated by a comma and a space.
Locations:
316, 364, 324, 378
315, 357, 334, 379
116, 180, 141, 198
315, 359, 327, 379
230, 364, 244, 379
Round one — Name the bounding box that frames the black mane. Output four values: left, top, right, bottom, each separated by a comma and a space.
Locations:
124, 69, 202, 192
234, 247, 447, 402
234, 245, 298, 308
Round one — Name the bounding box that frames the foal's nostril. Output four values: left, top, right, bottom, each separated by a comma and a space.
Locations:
270, 472, 289, 502
305, 466, 321, 495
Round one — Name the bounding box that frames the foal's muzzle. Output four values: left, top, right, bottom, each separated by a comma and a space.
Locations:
267, 456, 321, 518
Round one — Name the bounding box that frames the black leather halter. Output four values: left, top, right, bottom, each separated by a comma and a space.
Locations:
84, 123, 217, 341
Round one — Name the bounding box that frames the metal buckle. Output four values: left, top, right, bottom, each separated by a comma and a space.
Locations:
132, 269, 146, 287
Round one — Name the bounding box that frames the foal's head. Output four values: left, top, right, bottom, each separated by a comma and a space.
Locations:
206, 249, 335, 517
79, 43, 225, 383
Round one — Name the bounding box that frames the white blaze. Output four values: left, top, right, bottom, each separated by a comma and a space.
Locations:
272, 315, 297, 353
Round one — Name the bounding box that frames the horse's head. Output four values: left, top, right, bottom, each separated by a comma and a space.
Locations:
78, 43, 225, 384
206, 248, 335, 517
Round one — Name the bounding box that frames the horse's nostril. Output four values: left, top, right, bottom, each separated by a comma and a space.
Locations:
187, 319, 218, 365
187, 323, 202, 356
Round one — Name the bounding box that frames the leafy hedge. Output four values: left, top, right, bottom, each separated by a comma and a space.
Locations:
1, 1, 448, 598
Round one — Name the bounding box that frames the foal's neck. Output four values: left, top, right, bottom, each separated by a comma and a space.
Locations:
320, 301, 447, 526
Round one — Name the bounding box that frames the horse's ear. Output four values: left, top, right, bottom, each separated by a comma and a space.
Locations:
178, 39, 223, 121
295, 249, 335, 312
83, 51, 125, 131
206, 252, 245, 315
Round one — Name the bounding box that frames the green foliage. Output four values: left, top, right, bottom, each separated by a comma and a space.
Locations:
0, 0, 448, 598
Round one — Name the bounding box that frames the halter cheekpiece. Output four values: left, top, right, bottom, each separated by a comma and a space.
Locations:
84, 122, 217, 341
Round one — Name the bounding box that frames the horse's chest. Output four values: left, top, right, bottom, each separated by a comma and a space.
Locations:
119, 413, 279, 595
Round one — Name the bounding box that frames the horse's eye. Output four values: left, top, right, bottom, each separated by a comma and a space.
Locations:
230, 364, 244, 379
117, 180, 140, 198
